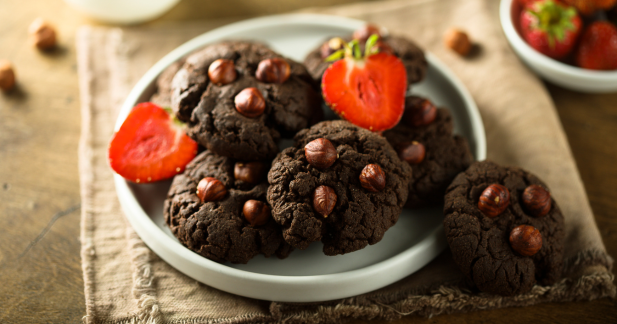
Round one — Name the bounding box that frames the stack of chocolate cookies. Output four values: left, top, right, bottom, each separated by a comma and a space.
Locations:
156, 29, 563, 298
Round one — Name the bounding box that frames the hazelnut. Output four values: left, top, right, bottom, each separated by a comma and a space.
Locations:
320, 37, 345, 59
509, 225, 542, 256
0, 60, 16, 91
522, 184, 552, 217
208, 59, 237, 85
359, 164, 386, 192
403, 97, 437, 127
243, 200, 271, 227
256, 58, 291, 84
29, 18, 57, 50
398, 141, 426, 165
353, 24, 382, 42
444, 28, 472, 56
234, 87, 266, 118
196, 177, 227, 203
313, 185, 337, 217
478, 184, 510, 217
304, 138, 337, 169
234, 161, 266, 185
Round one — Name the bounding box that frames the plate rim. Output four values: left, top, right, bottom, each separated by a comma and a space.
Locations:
113, 13, 487, 302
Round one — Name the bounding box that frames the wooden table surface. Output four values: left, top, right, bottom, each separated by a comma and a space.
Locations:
0, 0, 615, 323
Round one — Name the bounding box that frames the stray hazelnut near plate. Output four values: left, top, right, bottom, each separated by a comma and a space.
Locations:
403, 97, 437, 127
243, 200, 270, 227
509, 225, 542, 256
304, 138, 337, 169
196, 177, 227, 203
0, 60, 16, 91
444, 28, 471, 56
208, 59, 237, 85
478, 184, 510, 217
234, 87, 266, 118
398, 141, 426, 165
29, 18, 57, 50
313, 185, 337, 217
321, 37, 345, 59
234, 161, 266, 185
360, 164, 386, 192
522, 184, 552, 217
256, 58, 290, 84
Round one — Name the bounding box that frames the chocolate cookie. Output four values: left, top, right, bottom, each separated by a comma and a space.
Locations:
164, 150, 292, 264
384, 97, 474, 208
443, 161, 565, 296
267, 120, 412, 255
150, 61, 183, 108
304, 35, 427, 85
171, 41, 322, 161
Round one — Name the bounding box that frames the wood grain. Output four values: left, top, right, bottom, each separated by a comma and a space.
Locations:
0, 0, 615, 323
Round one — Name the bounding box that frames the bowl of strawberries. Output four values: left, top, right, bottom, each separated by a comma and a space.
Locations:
500, 0, 617, 92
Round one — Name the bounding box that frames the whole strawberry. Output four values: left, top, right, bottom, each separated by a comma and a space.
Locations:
576, 21, 617, 70
520, 0, 582, 60
562, 0, 617, 16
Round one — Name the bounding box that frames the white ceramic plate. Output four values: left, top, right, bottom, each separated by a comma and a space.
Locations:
114, 14, 486, 302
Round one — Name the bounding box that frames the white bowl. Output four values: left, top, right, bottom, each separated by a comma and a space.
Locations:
114, 14, 486, 302
500, 0, 617, 93
64, 0, 180, 24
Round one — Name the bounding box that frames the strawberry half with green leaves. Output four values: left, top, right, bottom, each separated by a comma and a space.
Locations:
109, 102, 198, 183
520, 0, 582, 60
322, 35, 407, 132
576, 21, 617, 70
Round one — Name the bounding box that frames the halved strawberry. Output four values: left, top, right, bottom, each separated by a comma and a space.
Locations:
108, 102, 198, 183
322, 35, 407, 132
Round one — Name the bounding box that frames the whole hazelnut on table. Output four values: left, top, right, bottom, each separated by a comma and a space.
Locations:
256, 58, 291, 84
0, 60, 16, 91
359, 164, 386, 192
196, 177, 227, 203
478, 184, 510, 217
208, 59, 237, 85
521, 184, 552, 217
304, 138, 337, 169
509, 225, 542, 256
29, 18, 57, 50
313, 185, 337, 217
234, 87, 266, 118
398, 141, 426, 165
320, 37, 345, 59
353, 24, 382, 42
243, 200, 271, 227
444, 28, 472, 56
403, 97, 437, 127
234, 161, 266, 185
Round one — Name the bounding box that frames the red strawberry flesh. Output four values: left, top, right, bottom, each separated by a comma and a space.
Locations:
323, 53, 407, 131
109, 102, 198, 183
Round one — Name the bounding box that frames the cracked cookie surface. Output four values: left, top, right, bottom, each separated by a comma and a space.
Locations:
267, 120, 412, 255
304, 35, 427, 85
384, 101, 474, 208
443, 161, 565, 296
164, 151, 292, 264
171, 41, 322, 161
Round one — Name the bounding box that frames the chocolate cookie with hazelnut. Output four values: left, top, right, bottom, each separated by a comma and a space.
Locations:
170, 41, 322, 161
164, 150, 292, 264
303, 24, 427, 85
383, 96, 474, 208
267, 120, 412, 255
443, 160, 565, 296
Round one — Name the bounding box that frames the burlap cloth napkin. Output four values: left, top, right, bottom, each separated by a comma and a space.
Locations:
78, 0, 615, 323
